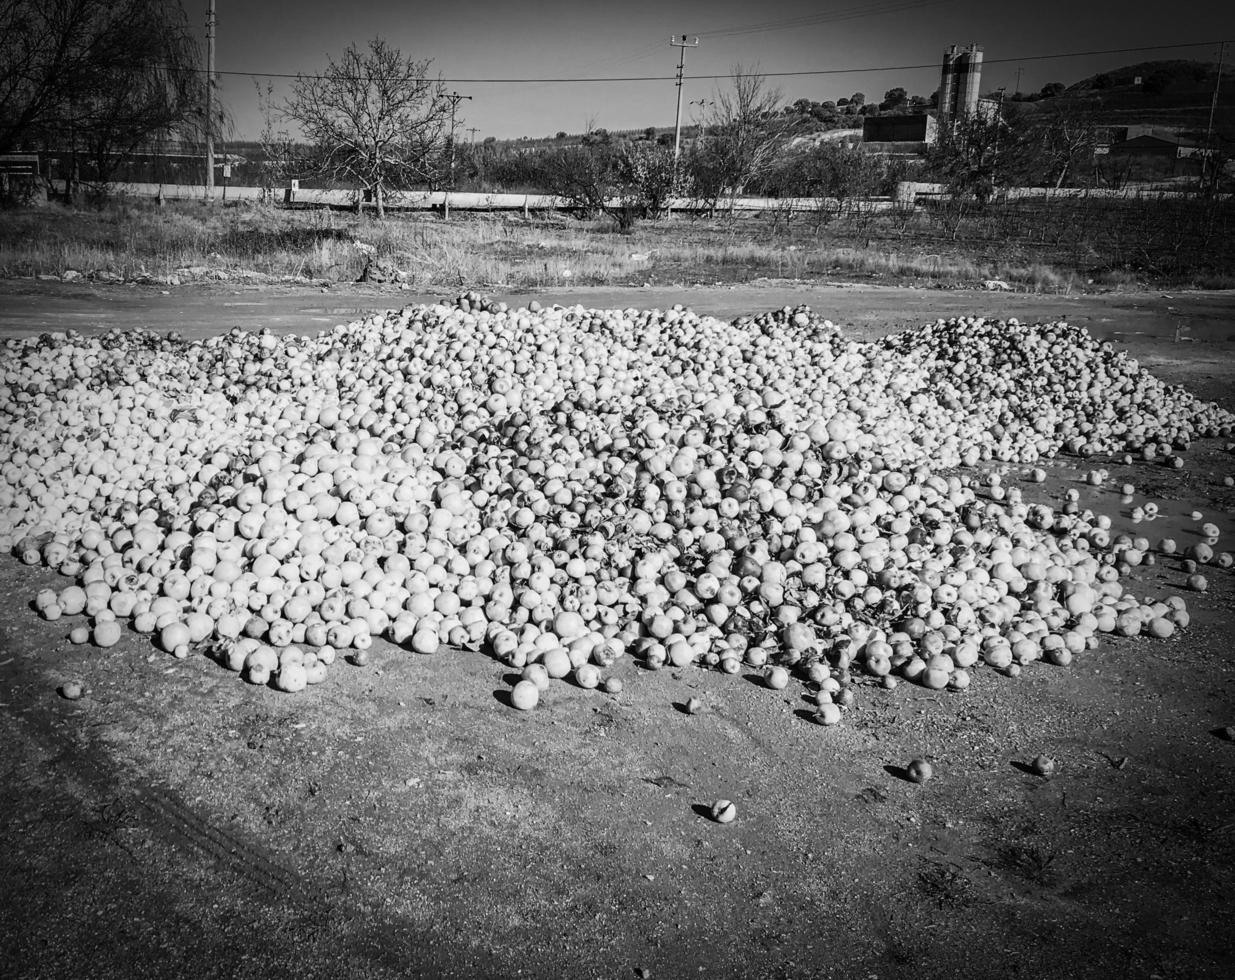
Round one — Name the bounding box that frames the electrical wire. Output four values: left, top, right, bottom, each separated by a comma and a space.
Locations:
695, 0, 955, 40
195, 40, 1228, 84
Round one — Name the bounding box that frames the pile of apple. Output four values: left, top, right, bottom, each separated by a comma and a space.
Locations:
2, 294, 1229, 715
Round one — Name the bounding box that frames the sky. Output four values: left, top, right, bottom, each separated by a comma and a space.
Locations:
209, 0, 1235, 141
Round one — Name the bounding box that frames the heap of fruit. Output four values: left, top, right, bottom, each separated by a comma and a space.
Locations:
2, 294, 1229, 712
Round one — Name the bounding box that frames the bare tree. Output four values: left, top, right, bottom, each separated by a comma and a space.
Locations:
534, 141, 689, 231
537, 144, 612, 220
799, 142, 885, 228
925, 109, 1036, 206
255, 80, 312, 203
700, 65, 796, 211
1026, 99, 1100, 188
283, 38, 448, 218
621, 142, 690, 219
0, 0, 207, 196
928, 100, 1099, 193
922, 113, 1015, 239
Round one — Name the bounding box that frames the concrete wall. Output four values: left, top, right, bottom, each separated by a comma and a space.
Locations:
895, 180, 1216, 203
96, 182, 903, 214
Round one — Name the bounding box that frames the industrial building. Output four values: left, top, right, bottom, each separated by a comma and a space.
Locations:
1098, 129, 1210, 178
938, 43, 984, 129
860, 43, 988, 154
860, 114, 938, 158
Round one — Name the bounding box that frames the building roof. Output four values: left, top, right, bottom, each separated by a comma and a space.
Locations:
1114, 133, 1201, 150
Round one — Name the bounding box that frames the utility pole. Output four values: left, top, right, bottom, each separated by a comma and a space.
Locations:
1014, 66, 1023, 96
67, 96, 76, 203
991, 86, 1006, 194
205, 0, 215, 199
688, 97, 715, 152
1203, 42, 1225, 192
467, 126, 478, 143
670, 34, 699, 164
443, 91, 472, 219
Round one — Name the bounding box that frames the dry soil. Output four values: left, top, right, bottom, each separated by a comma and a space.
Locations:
1, 281, 1233, 980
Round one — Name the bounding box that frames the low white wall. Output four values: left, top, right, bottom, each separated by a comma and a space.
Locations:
97, 180, 1222, 211
895, 181, 1218, 203
102, 183, 900, 214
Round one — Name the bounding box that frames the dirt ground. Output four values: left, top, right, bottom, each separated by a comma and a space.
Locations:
1, 281, 1233, 979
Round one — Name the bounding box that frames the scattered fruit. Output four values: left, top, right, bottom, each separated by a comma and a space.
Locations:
906, 758, 933, 783
1030, 754, 1056, 776
510, 679, 540, 711
93, 620, 122, 648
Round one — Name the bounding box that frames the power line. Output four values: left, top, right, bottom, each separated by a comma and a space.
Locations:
195, 40, 1227, 85
506, 0, 950, 87
696, 0, 955, 40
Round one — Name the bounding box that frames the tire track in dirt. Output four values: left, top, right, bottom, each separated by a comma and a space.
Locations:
128, 781, 328, 909
1, 651, 332, 915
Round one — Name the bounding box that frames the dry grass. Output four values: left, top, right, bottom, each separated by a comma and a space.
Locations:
0, 202, 653, 288
0, 197, 1225, 292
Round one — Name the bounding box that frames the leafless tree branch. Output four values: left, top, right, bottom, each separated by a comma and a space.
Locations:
282, 38, 448, 217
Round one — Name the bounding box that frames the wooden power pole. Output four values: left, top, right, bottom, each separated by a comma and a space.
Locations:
1204, 42, 1225, 191
670, 34, 699, 164
443, 91, 472, 219
205, 0, 216, 198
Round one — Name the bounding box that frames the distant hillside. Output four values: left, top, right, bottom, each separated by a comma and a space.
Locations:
1015, 60, 1235, 143
504, 59, 1235, 149
1066, 60, 1228, 98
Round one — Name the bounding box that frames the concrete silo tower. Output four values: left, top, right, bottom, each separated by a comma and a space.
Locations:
938, 42, 984, 129
956, 44, 984, 117
938, 45, 959, 127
